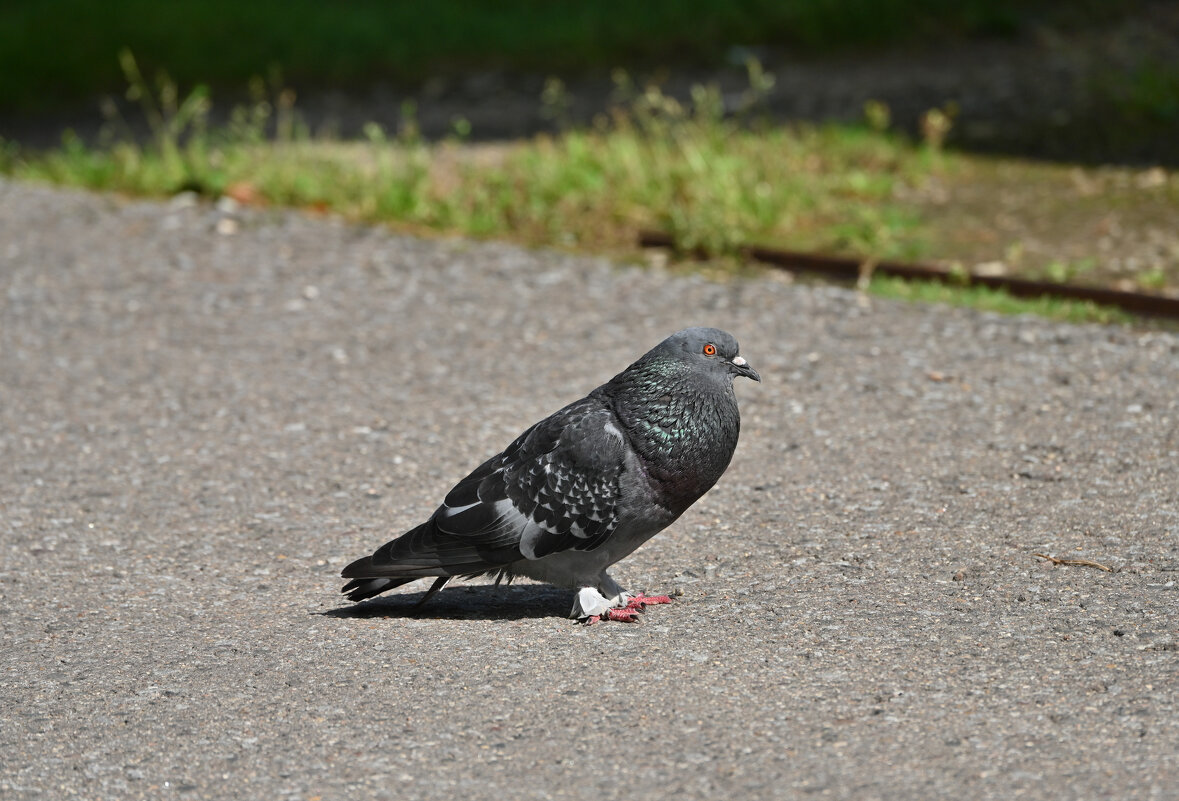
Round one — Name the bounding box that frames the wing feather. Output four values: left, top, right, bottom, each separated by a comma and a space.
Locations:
344, 396, 630, 588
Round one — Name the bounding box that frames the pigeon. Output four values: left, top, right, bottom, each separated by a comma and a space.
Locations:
340, 326, 760, 622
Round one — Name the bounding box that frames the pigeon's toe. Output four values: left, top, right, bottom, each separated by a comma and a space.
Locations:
623, 592, 673, 610
604, 608, 642, 623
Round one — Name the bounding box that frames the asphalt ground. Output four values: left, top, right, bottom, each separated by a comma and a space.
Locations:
1, 180, 1177, 800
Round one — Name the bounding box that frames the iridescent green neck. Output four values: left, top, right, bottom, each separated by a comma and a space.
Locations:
597, 355, 741, 511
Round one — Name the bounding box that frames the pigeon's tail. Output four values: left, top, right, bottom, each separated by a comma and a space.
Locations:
342, 515, 512, 579
339, 517, 507, 603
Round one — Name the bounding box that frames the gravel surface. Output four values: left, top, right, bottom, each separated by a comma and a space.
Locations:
2, 180, 1177, 800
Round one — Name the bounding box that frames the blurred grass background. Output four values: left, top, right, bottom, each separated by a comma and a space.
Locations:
0, 0, 1144, 112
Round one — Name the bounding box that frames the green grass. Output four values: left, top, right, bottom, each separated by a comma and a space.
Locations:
6, 64, 939, 262
867, 276, 1131, 324
0, 0, 1139, 113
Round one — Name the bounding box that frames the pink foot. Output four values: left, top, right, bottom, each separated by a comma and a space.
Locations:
624, 593, 673, 610
579, 594, 673, 625
605, 607, 642, 623
580, 610, 639, 624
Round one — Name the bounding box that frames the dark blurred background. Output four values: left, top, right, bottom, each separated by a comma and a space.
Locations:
1, 0, 1176, 163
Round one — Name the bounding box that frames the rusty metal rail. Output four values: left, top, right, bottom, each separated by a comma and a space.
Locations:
638, 230, 1179, 318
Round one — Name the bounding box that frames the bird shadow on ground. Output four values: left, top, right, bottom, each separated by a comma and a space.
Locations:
319, 584, 572, 621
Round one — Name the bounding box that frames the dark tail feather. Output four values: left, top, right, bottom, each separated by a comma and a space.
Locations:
340, 553, 380, 580
340, 575, 451, 606
414, 577, 451, 609
341, 575, 418, 602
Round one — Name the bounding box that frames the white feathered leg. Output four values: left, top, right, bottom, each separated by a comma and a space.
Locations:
569, 572, 629, 618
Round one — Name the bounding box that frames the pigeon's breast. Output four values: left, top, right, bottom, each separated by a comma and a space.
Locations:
622, 391, 741, 514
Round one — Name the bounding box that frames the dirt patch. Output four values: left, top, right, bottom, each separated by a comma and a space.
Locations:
904, 159, 1179, 293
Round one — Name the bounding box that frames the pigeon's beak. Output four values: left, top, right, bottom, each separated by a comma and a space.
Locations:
730, 355, 761, 382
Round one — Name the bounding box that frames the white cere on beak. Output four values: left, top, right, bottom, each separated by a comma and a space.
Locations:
732, 356, 748, 367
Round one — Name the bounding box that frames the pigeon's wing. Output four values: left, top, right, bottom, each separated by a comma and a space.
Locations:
345, 396, 630, 585
437, 396, 629, 560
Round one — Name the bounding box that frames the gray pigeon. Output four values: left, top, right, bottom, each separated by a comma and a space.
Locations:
341, 327, 759, 622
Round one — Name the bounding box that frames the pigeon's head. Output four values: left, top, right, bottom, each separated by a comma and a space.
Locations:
654, 327, 760, 383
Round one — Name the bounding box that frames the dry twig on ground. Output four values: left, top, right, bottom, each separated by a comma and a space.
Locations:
1034, 553, 1114, 572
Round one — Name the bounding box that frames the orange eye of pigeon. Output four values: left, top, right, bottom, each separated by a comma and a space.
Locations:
703, 343, 717, 356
